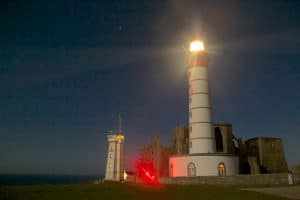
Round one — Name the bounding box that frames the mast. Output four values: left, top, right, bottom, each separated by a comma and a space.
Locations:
118, 113, 122, 134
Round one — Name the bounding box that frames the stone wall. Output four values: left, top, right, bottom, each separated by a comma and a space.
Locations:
160, 173, 300, 185
213, 124, 235, 154
138, 134, 172, 177
171, 125, 189, 155
245, 137, 288, 173
293, 173, 300, 184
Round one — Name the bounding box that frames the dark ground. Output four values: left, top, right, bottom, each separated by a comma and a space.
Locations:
0, 182, 292, 200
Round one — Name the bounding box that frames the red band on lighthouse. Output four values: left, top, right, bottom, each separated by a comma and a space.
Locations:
188, 53, 209, 68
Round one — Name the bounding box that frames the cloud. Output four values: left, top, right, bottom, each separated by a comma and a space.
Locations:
211, 28, 300, 55
0, 46, 181, 90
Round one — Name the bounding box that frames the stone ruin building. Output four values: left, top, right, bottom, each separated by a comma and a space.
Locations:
138, 123, 288, 177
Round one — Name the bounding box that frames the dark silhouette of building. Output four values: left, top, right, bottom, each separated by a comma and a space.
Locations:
138, 134, 172, 178
171, 125, 189, 155
213, 123, 237, 154
244, 137, 288, 174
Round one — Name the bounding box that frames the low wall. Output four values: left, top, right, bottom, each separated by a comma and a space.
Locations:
293, 173, 300, 184
160, 173, 300, 185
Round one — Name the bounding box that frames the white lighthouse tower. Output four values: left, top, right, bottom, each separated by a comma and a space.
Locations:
104, 115, 125, 181
169, 39, 239, 177
188, 41, 216, 154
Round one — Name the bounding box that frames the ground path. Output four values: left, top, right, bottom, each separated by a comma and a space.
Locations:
243, 186, 300, 199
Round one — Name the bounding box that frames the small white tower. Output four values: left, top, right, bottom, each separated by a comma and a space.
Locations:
104, 115, 125, 181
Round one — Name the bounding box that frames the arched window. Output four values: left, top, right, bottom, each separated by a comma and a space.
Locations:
215, 127, 224, 152
218, 163, 226, 176
187, 162, 196, 177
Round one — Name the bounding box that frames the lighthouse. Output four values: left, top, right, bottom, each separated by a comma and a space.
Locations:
104, 115, 125, 181
104, 132, 124, 181
188, 40, 216, 154
169, 39, 239, 177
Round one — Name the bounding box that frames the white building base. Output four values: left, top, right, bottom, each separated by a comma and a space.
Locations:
169, 154, 239, 177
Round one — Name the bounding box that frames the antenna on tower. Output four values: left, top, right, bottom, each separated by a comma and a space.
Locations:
118, 113, 122, 133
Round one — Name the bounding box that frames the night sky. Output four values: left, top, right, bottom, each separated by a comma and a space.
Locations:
1, 0, 300, 175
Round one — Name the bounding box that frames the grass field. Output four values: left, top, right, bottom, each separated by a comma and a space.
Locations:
0, 182, 290, 200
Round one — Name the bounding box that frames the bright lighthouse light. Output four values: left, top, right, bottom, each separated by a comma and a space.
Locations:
190, 40, 205, 52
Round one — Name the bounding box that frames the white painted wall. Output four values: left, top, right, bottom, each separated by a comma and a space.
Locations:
105, 137, 115, 180
189, 67, 208, 81
189, 138, 216, 154
105, 133, 124, 181
189, 94, 211, 108
190, 80, 209, 94
189, 55, 216, 154
170, 155, 239, 177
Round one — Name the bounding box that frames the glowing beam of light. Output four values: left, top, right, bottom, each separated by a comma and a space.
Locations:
190, 40, 205, 52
